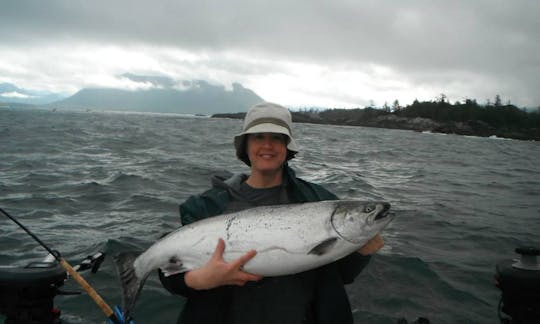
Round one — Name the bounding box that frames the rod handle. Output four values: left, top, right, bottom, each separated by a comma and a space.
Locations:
59, 259, 118, 322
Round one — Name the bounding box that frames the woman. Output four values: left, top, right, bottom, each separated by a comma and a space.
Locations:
160, 102, 384, 324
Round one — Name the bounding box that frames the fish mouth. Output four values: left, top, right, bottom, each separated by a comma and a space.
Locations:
374, 203, 391, 221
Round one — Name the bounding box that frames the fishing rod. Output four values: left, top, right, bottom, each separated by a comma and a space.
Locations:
0, 207, 129, 324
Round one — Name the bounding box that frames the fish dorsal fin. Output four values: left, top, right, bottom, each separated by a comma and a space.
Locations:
308, 237, 338, 256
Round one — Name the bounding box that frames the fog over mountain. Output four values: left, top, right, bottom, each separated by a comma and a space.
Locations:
2, 74, 264, 114
53, 74, 262, 114
0, 83, 67, 105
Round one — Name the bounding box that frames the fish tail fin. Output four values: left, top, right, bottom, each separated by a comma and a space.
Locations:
113, 252, 147, 319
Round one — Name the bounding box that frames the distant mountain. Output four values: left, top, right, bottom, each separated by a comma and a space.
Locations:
51, 74, 263, 114
0, 83, 67, 105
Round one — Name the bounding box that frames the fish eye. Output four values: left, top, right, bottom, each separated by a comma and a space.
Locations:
364, 206, 374, 213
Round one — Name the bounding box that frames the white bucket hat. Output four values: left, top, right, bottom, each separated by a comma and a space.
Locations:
234, 102, 299, 165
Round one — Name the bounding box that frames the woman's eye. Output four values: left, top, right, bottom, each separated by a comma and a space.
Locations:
251, 133, 265, 140
271, 134, 286, 142
250, 133, 286, 143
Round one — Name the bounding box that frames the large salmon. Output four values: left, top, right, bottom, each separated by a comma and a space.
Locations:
114, 200, 393, 317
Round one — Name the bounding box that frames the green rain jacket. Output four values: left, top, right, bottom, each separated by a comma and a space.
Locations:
160, 165, 371, 324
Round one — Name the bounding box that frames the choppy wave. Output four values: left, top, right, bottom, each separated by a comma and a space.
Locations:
1, 108, 539, 323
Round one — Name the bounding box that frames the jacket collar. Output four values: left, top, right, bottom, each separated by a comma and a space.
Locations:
211, 164, 297, 191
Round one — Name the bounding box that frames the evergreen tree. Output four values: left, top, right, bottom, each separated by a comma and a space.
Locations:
392, 99, 401, 112
383, 101, 390, 112
494, 94, 502, 107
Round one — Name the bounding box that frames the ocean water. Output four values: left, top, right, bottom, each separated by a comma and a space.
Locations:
1, 108, 539, 323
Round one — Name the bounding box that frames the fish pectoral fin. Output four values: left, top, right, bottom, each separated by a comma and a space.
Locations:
160, 256, 187, 277
308, 237, 338, 256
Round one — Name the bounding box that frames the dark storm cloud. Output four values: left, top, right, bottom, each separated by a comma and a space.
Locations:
1, 0, 539, 106
3, 1, 538, 62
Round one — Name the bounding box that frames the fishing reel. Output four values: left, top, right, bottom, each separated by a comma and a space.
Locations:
495, 247, 540, 323
0, 252, 105, 324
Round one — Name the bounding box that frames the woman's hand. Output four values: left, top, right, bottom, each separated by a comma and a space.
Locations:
184, 238, 262, 290
358, 234, 384, 256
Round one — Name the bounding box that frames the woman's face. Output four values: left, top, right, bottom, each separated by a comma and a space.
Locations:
246, 132, 288, 174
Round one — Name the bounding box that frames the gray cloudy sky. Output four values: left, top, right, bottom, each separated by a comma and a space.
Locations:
1, 0, 539, 108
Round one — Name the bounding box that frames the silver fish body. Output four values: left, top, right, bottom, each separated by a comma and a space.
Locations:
115, 200, 393, 317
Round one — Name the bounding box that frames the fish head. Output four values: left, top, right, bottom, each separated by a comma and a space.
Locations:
330, 201, 393, 244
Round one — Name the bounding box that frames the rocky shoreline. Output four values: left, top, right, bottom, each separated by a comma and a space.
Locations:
212, 112, 540, 141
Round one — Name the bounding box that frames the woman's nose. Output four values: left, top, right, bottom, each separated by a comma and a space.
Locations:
261, 138, 273, 147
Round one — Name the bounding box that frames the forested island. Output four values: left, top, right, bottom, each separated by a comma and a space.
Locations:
214, 97, 540, 141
